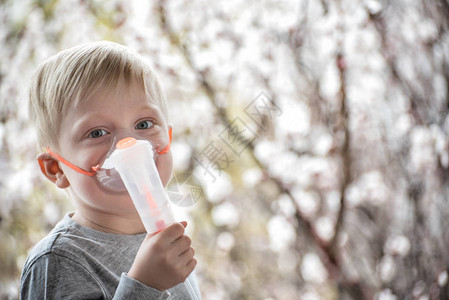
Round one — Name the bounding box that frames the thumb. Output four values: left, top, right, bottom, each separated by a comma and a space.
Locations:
147, 227, 166, 238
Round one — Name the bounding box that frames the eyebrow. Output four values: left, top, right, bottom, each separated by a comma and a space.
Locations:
70, 114, 108, 139
138, 104, 163, 116
71, 104, 164, 137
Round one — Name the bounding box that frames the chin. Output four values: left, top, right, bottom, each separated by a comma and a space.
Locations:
81, 193, 137, 214
108, 194, 139, 211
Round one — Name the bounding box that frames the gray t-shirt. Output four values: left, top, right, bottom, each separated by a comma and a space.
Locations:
20, 213, 200, 299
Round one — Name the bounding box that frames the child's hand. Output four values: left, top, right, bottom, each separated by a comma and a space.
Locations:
128, 221, 197, 291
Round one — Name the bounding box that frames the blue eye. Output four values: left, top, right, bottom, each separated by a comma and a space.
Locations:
89, 129, 108, 138
135, 120, 154, 130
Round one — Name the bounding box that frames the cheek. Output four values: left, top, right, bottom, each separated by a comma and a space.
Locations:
67, 171, 136, 212
156, 152, 173, 187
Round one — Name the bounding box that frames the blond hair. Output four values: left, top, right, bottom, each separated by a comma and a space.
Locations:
29, 41, 168, 148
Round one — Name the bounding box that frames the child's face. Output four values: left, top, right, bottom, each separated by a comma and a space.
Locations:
54, 83, 173, 214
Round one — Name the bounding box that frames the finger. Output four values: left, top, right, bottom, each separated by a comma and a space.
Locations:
178, 247, 195, 271
184, 257, 197, 275
172, 234, 192, 250
162, 222, 186, 241
179, 246, 195, 260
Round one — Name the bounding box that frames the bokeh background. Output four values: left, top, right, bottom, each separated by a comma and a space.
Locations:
1, 0, 449, 299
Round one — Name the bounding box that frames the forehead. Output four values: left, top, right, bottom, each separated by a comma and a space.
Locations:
75, 74, 145, 105
74, 72, 167, 116
73, 80, 164, 118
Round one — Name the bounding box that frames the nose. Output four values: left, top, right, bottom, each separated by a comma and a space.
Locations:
111, 129, 137, 145
116, 137, 137, 149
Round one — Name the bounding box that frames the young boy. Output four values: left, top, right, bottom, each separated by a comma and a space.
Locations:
20, 41, 200, 299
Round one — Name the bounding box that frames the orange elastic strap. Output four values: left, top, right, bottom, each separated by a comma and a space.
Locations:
157, 127, 172, 154
46, 147, 98, 177
45, 128, 172, 177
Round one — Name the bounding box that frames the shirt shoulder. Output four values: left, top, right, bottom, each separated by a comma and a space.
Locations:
20, 224, 110, 299
22, 223, 68, 268
20, 214, 143, 299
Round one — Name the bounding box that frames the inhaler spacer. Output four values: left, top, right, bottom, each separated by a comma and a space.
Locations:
45, 128, 172, 194
109, 137, 200, 299
109, 137, 174, 232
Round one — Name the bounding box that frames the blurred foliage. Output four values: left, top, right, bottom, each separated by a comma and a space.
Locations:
1, 0, 449, 299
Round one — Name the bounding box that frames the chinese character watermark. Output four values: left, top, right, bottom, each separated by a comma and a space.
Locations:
244, 91, 282, 129
198, 92, 281, 183
169, 92, 282, 205
218, 117, 257, 156
193, 141, 235, 182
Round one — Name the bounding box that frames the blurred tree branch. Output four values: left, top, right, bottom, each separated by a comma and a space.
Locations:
155, 0, 376, 298
155, 0, 328, 263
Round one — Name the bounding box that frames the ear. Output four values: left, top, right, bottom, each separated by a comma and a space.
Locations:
37, 153, 70, 189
